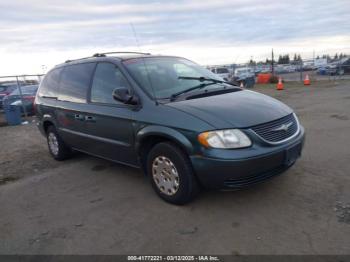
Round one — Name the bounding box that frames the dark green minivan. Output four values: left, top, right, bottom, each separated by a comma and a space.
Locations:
35, 52, 305, 204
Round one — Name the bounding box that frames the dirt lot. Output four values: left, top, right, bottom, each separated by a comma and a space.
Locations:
0, 80, 349, 255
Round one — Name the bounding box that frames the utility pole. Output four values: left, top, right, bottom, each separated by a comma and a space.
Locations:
271, 48, 275, 75
300, 58, 303, 82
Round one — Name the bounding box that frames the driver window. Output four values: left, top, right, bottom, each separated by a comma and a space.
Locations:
91, 63, 130, 104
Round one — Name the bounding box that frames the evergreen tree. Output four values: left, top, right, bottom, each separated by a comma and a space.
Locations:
297, 54, 302, 62
285, 54, 290, 64
249, 59, 256, 66
293, 53, 297, 61
278, 55, 283, 64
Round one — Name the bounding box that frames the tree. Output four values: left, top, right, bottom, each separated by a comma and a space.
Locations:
277, 54, 290, 64
334, 53, 338, 60
278, 55, 283, 64
248, 59, 256, 66
297, 54, 302, 62
292, 53, 302, 64
285, 54, 290, 64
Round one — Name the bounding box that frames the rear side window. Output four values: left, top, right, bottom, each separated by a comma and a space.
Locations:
58, 63, 95, 103
90, 62, 130, 104
38, 68, 62, 98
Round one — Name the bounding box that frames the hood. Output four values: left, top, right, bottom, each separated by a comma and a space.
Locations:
167, 90, 293, 128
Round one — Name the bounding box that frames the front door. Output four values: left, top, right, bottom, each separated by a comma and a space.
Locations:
82, 62, 138, 166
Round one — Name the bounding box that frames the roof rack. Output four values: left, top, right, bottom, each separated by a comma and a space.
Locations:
93, 51, 151, 57
65, 56, 93, 63
65, 51, 151, 63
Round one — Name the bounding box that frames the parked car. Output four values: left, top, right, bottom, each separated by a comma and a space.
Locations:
233, 67, 255, 87
3, 85, 38, 115
0, 83, 17, 109
210, 67, 230, 80
316, 64, 346, 76
234, 67, 254, 79
35, 52, 305, 204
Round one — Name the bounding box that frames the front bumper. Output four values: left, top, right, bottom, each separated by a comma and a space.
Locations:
190, 126, 305, 189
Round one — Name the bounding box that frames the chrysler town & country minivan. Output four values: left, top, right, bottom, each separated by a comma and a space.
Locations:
35, 52, 305, 204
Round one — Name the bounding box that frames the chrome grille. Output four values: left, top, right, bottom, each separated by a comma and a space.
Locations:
251, 113, 299, 143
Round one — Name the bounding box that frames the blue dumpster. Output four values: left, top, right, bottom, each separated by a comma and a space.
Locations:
4, 104, 22, 126
245, 76, 255, 88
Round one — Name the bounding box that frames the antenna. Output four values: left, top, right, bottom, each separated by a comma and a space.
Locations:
130, 23, 158, 105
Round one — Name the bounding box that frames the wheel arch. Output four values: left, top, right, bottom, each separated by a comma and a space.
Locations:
43, 119, 55, 133
135, 125, 195, 173
41, 114, 58, 134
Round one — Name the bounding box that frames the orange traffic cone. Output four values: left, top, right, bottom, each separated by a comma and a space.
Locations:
276, 77, 284, 90
304, 74, 310, 85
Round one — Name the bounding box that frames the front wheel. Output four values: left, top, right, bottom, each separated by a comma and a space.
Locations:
147, 142, 199, 205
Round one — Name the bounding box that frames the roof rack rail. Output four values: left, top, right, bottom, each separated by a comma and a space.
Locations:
64, 56, 93, 63
64, 52, 151, 64
93, 51, 151, 57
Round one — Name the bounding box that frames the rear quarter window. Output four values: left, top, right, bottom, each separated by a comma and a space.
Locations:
39, 68, 63, 98
58, 63, 95, 103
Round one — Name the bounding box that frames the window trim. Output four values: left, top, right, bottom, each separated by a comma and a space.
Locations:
87, 61, 137, 108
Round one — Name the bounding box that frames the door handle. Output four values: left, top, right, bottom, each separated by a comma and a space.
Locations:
85, 115, 96, 122
74, 114, 85, 121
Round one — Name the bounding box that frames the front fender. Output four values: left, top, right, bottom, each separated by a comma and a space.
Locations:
135, 125, 194, 155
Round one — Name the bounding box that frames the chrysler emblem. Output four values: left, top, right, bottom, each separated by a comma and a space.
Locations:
271, 122, 293, 132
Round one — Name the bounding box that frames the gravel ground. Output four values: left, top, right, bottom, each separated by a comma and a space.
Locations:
0, 80, 349, 254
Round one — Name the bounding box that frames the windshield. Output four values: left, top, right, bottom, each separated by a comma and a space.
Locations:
123, 57, 224, 99
236, 69, 249, 74
9, 85, 38, 95
216, 68, 229, 74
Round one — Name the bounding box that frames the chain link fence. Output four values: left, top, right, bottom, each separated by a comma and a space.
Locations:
0, 74, 43, 126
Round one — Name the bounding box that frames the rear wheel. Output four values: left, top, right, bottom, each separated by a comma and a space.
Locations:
46, 126, 71, 161
147, 142, 199, 205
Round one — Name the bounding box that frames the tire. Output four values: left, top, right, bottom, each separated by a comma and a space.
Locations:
46, 126, 71, 161
147, 142, 199, 205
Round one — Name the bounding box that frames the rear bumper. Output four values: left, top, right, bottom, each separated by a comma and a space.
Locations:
190, 127, 305, 189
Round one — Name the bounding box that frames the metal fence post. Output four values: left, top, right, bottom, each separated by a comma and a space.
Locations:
15, 76, 28, 119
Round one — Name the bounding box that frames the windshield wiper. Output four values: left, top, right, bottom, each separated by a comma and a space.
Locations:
170, 76, 238, 101
178, 76, 237, 86
170, 82, 220, 101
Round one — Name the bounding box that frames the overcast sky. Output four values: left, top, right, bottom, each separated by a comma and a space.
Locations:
0, 0, 349, 75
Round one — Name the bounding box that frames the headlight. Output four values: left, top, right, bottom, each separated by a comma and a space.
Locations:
198, 129, 251, 149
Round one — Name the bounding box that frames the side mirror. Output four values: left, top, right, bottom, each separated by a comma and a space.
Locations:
112, 87, 138, 105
